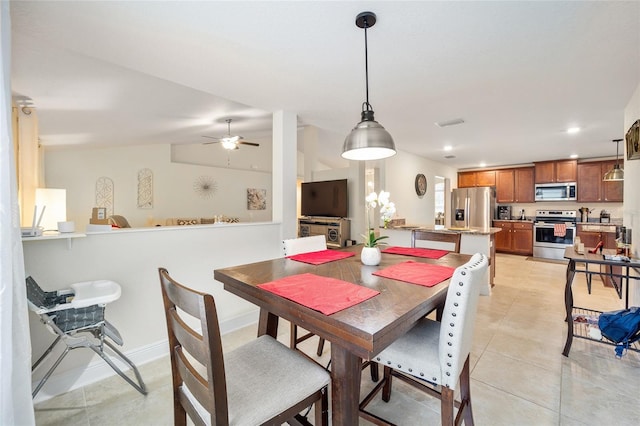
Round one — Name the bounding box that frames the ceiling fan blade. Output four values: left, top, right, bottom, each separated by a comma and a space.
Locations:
202, 135, 223, 145
238, 141, 260, 147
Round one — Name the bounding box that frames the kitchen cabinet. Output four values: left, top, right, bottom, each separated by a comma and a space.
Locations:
458, 172, 476, 188
493, 221, 533, 255
534, 160, 577, 183
577, 160, 624, 202
601, 160, 624, 202
494, 221, 512, 252
496, 167, 535, 203
457, 170, 496, 188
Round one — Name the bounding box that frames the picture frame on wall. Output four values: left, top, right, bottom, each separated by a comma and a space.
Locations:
626, 119, 640, 160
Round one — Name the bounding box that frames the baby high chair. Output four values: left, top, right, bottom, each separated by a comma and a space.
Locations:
26, 276, 147, 397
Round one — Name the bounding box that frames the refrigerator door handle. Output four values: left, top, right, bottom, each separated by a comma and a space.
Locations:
465, 196, 470, 229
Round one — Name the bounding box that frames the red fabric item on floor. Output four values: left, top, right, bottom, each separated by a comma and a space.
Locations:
381, 246, 449, 259
287, 249, 356, 265
257, 273, 379, 315
373, 261, 455, 287
554, 223, 567, 237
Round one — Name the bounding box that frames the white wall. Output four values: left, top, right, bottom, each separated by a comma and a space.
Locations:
383, 150, 458, 226
623, 82, 640, 305
24, 222, 281, 400
44, 144, 272, 229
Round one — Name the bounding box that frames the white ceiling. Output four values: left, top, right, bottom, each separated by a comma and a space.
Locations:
9, 1, 640, 170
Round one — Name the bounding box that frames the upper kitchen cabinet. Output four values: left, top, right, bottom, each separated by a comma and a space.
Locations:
577, 160, 623, 202
534, 159, 577, 183
457, 170, 496, 188
496, 167, 535, 203
601, 160, 624, 202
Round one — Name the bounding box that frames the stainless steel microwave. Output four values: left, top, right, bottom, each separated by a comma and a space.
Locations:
534, 182, 577, 201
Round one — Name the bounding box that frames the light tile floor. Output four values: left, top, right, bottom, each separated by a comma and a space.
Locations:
34, 254, 640, 425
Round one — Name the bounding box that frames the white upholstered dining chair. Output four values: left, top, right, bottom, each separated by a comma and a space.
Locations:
283, 235, 328, 356
359, 253, 488, 426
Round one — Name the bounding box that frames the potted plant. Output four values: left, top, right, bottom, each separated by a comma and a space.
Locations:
361, 191, 396, 265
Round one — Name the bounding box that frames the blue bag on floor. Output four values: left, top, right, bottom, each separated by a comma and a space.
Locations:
598, 307, 640, 358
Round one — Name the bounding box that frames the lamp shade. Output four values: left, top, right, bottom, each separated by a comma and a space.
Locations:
341, 11, 396, 161
603, 164, 624, 181
35, 188, 67, 231
602, 138, 624, 181
342, 113, 396, 161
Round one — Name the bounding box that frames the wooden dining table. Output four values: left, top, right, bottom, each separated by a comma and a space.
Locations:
214, 244, 471, 425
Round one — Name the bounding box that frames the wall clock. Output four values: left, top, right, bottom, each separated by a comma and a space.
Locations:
415, 173, 427, 196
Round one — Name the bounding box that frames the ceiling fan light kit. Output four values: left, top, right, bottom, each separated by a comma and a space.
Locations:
342, 11, 396, 161
603, 138, 624, 181
202, 118, 259, 150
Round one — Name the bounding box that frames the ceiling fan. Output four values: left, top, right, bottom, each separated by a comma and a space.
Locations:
202, 119, 260, 150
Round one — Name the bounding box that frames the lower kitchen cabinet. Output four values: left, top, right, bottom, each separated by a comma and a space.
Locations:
494, 221, 533, 255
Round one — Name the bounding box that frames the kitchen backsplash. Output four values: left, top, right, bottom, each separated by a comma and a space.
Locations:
501, 202, 623, 222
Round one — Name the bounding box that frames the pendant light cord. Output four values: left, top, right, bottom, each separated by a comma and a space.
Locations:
363, 18, 372, 112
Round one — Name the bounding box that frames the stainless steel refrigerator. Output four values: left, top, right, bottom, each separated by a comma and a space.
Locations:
451, 187, 496, 231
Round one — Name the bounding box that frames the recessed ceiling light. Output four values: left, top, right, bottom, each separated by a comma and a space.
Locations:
443, 145, 453, 152
567, 127, 581, 134
479, 162, 486, 168
570, 154, 578, 159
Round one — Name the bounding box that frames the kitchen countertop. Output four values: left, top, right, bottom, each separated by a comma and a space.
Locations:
385, 225, 502, 235
492, 219, 534, 223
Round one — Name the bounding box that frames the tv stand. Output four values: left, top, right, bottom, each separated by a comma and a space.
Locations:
298, 217, 351, 248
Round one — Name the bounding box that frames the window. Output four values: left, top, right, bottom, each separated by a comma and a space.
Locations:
434, 176, 445, 225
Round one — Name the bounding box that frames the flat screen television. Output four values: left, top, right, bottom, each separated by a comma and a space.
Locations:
301, 179, 348, 218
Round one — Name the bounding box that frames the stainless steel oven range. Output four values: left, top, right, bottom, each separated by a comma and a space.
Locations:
533, 210, 577, 260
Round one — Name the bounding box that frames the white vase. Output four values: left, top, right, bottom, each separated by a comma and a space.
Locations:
361, 246, 382, 266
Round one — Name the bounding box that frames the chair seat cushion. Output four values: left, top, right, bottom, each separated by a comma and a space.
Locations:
184, 335, 330, 426
374, 318, 442, 385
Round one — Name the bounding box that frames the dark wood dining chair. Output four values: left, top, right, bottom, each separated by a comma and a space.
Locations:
359, 254, 488, 426
283, 235, 328, 356
411, 229, 461, 253
158, 268, 329, 426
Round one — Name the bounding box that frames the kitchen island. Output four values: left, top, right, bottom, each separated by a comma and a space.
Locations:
380, 225, 501, 293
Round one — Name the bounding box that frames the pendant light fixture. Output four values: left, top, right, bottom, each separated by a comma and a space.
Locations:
341, 11, 396, 161
603, 139, 624, 181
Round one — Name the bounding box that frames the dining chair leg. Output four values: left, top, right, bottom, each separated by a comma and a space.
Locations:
315, 387, 329, 426
290, 323, 298, 349
459, 356, 474, 426
441, 387, 455, 426
174, 398, 187, 426
382, 365, 393, 402
370, 362, 379, 382
316, 337, 325, 356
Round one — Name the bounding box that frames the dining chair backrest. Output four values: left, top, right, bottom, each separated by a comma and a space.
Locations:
411, 229, 461, 253
439, 253, 487, 389
283, 235, 327, 256
158, 267, 227, 425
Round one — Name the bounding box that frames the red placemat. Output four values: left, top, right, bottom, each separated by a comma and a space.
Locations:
381, 246, 449, 259
257, 273, 379, 315
287, 249, 356, 265
373, 261, 455, 287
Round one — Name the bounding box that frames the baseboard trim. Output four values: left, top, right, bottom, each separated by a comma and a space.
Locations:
32, 309, 259, 403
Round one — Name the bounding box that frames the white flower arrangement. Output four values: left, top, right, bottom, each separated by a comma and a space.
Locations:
363, 190, 396, 247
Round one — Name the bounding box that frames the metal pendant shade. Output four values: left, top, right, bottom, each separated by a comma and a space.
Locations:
342, 11, 396, 161
603, 139, 624, 181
